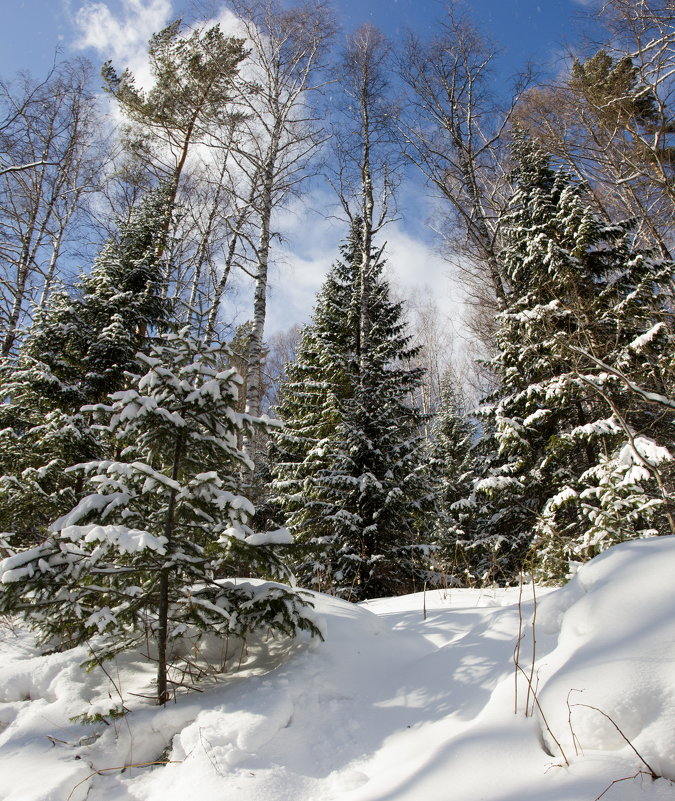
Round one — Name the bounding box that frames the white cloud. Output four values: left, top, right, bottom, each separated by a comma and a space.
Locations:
254, 188, 469, 347
72, 0, 174, 80
382, 225, 465, 324
208, 6, 248, 39
264, 192, 344, 334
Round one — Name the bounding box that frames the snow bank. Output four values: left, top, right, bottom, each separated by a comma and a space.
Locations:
1, 538, 675, 801
536, 536, 675, 778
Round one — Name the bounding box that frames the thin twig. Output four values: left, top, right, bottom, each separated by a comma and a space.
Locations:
571, 703, 658, 778
515, 662, 569, 766
594, 770, 651, 801
526, 575, 537, 717
566, 689, 584, 757
86, 642, 129, 715
514, 571, 525, 715
85, 641, 134, 761
67, 760, 182, 800
199, 728, 224, 777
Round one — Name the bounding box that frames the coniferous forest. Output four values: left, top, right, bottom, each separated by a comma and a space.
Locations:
1, 0, 674, 705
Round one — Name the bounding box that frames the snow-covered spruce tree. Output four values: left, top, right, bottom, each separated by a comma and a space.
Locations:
427, 374, 478, 585
0, 330, 320, 705
0, 188, 173, 543
269, 225, 435, 601
73, 186, 174, 401
0, 288, 95, 543
466, 133, 675, 582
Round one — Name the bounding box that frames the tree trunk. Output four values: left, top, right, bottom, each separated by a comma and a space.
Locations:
245, 140, 279, 422
187, 157, 229, 332
1, 182, 44, 357
156, 434, 183, 705
204, 177, 258, 342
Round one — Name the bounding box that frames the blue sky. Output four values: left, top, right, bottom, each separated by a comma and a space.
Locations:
337, 0, 592, 80
3, 0, 595, 85
1, 0, 597, 339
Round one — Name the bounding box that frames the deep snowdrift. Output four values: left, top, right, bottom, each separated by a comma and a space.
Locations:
1, 537, 675, 801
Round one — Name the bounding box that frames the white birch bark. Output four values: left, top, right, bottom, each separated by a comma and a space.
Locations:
224, 0, 333, 421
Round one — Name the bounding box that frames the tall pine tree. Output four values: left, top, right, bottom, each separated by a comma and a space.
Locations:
269, 225, 434, 600
0, 188, 173, 542
461, 134, 675, 583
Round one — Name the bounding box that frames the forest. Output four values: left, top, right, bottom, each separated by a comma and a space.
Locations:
0, 0, 674, 707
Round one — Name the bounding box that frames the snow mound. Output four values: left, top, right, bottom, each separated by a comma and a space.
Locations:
2, 539, 675, 801
536, 536, 675, 778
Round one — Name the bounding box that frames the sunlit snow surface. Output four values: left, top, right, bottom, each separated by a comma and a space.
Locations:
2, 538, 675, 800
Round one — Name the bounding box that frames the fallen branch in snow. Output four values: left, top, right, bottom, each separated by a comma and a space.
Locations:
127, 691, 166, 701
167, 677, 205, 693
67, 760, 183, 800
571, 702, 658, 779
594, 770, 654, 801
46, 735, 70, 747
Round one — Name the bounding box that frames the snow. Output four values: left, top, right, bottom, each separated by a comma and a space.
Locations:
628, 322, 666, 353
67, 524, 168, 554
244, 527, 294, 546
50, 489, 130, 531
618, 436, 672, 469
2, 537, 675, 801
475, 474, 523, 493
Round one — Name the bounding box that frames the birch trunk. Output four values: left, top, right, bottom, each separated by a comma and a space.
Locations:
156, 433, 184, 705
245, 153, 277, 420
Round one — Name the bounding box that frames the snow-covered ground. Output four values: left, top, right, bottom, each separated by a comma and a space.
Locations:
2, 537, 675, 801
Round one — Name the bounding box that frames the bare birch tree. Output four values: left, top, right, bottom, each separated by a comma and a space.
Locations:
402, 288, 457, 435
0, 59, 101, 356
331, 23, 401, 373
221, 0, 334, 420
398, 7, 520, 344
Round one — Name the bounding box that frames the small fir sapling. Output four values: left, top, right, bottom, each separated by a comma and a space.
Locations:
0, 330, 321, 704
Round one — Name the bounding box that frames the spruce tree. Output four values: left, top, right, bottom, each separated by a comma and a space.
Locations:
428, 374, 478, 584
270, 225, 434, 601
463, 134, 675, 582
75, 186, 174, 401
0, 330, 320, 704
0, 188, 173, 542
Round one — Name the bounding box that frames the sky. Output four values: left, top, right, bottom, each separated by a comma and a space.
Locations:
2, 0, 595, 81
1, 0, 599, 340
0, 0, 593, 85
